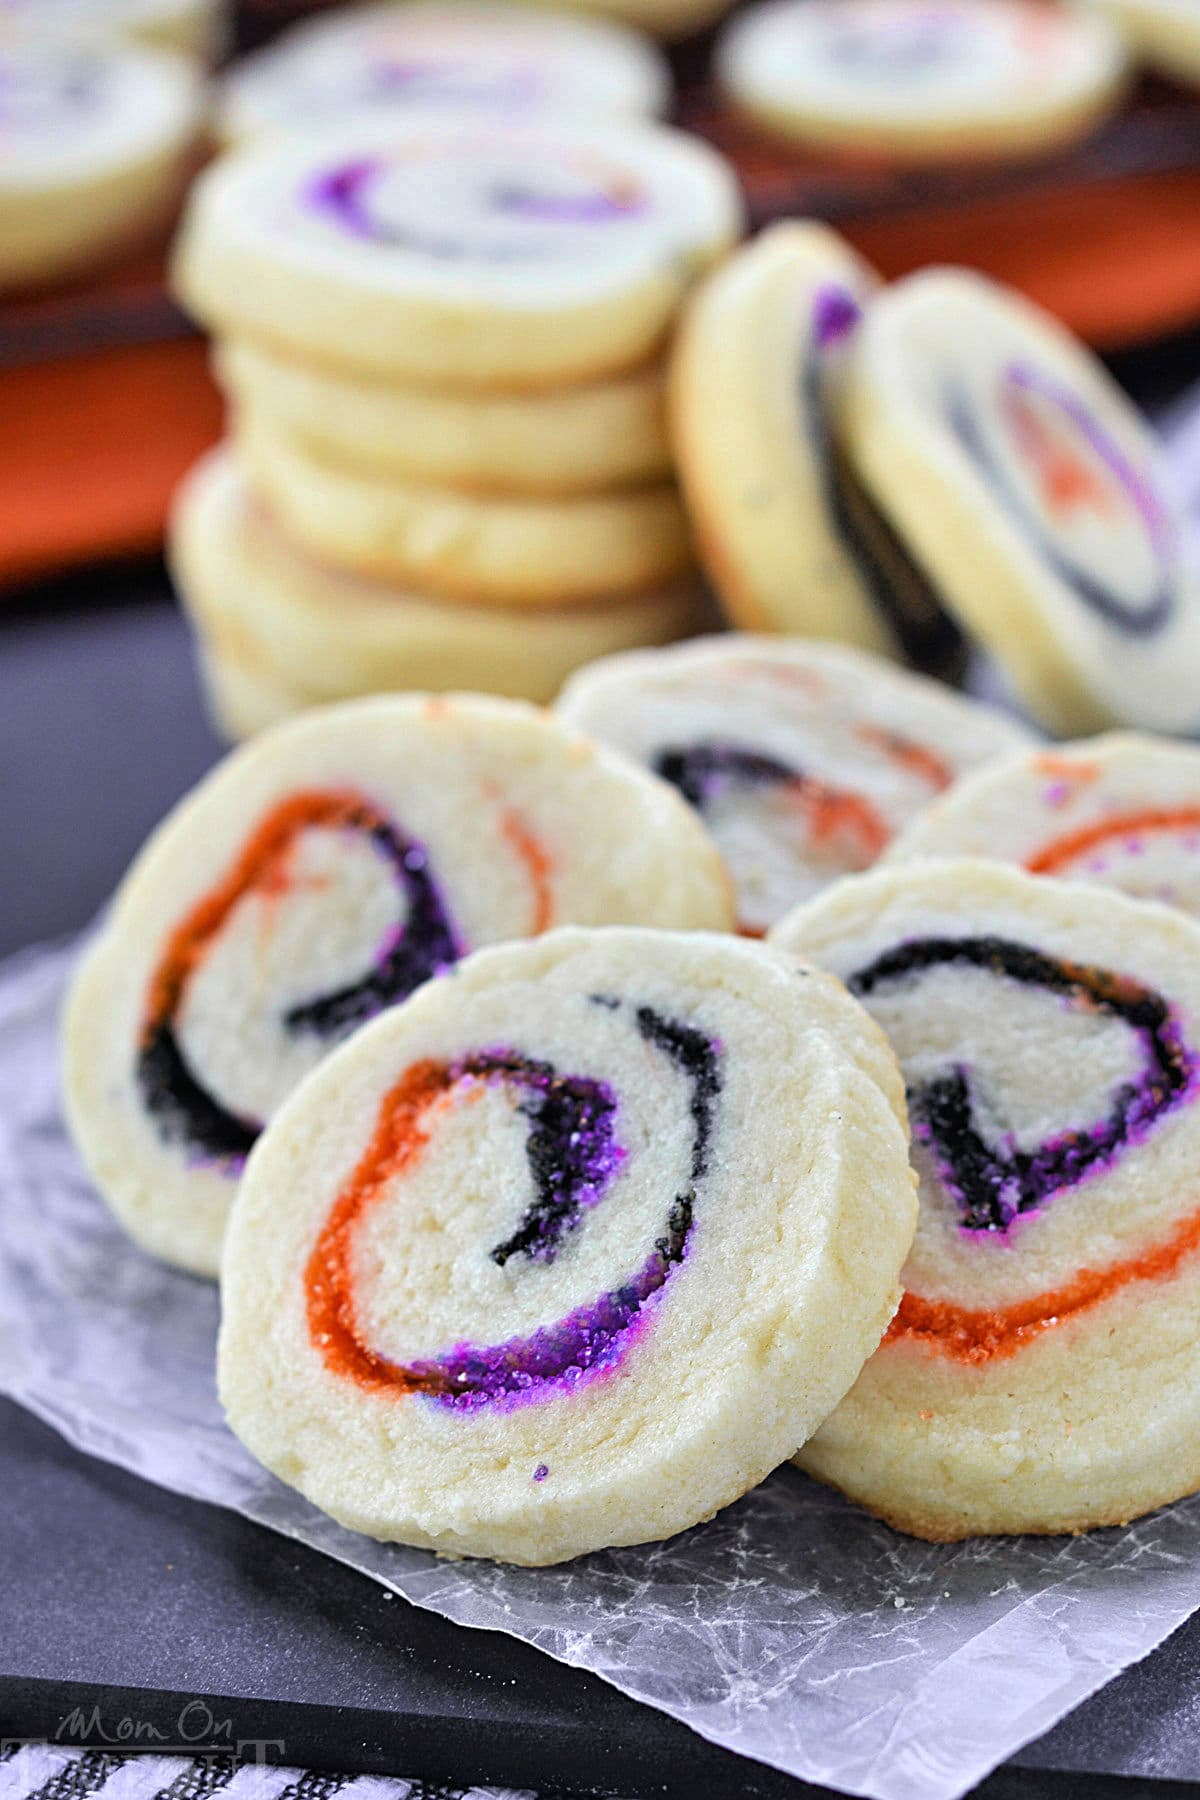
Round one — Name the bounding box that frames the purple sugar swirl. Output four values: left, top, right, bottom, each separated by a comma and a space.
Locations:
850, 935, 1197, 1235
399, 1003, 722, 1411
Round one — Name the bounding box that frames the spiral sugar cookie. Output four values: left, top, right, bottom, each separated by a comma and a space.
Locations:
556, 635, 1032, 933
217, 2, 670, 146
886, 734, 1200, 923
235, 415, 692, 606
0, 38, 201, 293
844, 269, 1200, 734
716, 0, 1126, 162
671, 222, 944, 658
63, 696, 732, 1277
174, 117, 743, 388
172, 451, 707, 717
216, 339, 671, 496
1095, 0, 1200, 88
217, 926, 916, 1564
0, 0, 224, 58
772, 858, 1200, 1539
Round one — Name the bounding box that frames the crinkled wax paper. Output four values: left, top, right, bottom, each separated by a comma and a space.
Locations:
9, 943, 1200, 1800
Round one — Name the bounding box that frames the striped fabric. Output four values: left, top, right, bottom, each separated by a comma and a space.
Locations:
0, 1745, 538, 1800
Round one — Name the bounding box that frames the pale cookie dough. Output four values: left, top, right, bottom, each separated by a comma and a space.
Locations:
556, 634, 1033, 933
671, 221, 945, 658
842, 268, 1200, 734
715, 0, 1126, 163
0, 0, 224, 59
1095, 0, 1200, 88
773, 858, 1200, 1540
235, 413, 693, 606
217, 926, 917, 1564
216, 338, 671, 496
886, 732, 1200, 922
172, 450, 707, 717
63, 694, 734, 1278
0, 38, 202, 293
174, 115, 744, 388
217, 2, 671, 146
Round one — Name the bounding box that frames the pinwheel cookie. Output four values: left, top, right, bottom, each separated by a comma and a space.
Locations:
843, 269, 1200, 735
217, 1, 670, 146
218, 926, 917, 1564
63, 696, 732, 1278
0, 37, 202, 294
774, 858, 1200, 1540
174, 116, 743, 388
557, 635, 1032, 933
216, 339, 671, 496
172, 451, 706, 720
887, 734, 1200, 922
235, 415, 692, 606
672, 223, 921, 657
715, 0, 1126, 163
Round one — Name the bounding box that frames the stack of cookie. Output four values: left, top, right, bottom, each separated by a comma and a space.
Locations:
170, 104, 743, 739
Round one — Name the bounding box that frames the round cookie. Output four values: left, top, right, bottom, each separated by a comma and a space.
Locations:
843, 268, 1200, 734
63, 695, 734, 1278
217, 2, 670, 147
773, 858, 1200, 1540
715, 0, 1126, 163
1095, 0, 1200, 88
216, 338, 671, 496
671, 221, 940, 658
0, 0, 224, 59
234, 413, 693, 607
886, 733, 1200, 923
0, 37, 202, 294
217, 925, 917, 1564
173, 116, 744, 389
172, 451, 707, 715
556, 634, 1033, 934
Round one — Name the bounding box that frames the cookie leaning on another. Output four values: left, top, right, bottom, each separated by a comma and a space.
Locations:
63, 695, 734, 1278
840, 267, 1200, 734
557, 634, 1033, 934
218, 926, 917, 1564
671, 223, 906, 656
774, 859, 1200, 1541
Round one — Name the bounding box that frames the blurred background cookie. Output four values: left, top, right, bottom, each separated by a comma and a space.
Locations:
217, 0, 671, 144
715, 0, 1128, 164
0, 36, 203, 296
